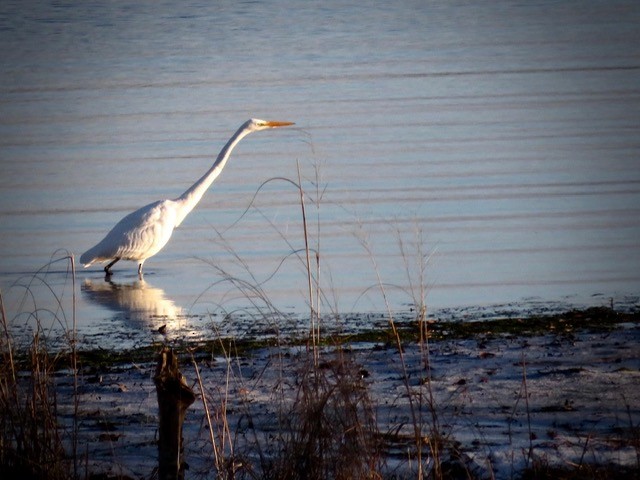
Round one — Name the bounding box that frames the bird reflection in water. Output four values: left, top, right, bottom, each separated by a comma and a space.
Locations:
81, 277, 183, 335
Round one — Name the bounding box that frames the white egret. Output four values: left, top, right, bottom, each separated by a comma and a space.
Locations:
80, 118, 294, 276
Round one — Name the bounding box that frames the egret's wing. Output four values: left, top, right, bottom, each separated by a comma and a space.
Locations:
80, 200, 177, 265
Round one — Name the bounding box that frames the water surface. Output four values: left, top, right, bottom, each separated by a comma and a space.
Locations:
1, 0, 639, 348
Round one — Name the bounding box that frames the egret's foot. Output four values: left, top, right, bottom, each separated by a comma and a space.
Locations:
104, 257, 120, 276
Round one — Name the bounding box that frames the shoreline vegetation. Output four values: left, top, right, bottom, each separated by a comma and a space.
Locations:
10, 304, 640, 368
2, 304, 639, 479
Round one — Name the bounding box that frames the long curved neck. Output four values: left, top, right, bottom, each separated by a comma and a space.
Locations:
173, 123, 253, 227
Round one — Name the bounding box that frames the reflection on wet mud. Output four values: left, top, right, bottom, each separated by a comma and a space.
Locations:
81, 277, 183, 328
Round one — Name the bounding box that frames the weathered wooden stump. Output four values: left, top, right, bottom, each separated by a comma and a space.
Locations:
154, 347, 196, 480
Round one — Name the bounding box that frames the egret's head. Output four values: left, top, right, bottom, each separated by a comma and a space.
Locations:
247, 118, 295, 131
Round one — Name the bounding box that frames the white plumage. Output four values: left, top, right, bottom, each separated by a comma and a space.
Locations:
80, 118, 294, 275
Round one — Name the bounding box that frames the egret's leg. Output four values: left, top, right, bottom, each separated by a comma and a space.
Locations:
137, 263, 143, 276
104, 257, 120, 275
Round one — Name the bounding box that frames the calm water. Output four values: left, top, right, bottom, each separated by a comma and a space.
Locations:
1, 1, 639, 348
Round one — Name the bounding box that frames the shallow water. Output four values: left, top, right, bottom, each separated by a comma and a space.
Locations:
1, 0, 639, 348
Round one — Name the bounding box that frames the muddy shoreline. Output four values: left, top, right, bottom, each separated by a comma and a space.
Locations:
4, 306, 640, 479
42, 305, 640, 369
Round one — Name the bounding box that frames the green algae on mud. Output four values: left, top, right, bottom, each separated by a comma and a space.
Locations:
40, 306, 639, 371
323, 306, 639, 347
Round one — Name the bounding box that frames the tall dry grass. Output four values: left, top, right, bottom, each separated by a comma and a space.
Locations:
188, 166, 461, 479
264, 350, 382, 480
0, 254, 78, 479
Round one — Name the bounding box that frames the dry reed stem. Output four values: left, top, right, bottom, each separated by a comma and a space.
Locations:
190, 350, 220, 470
297, 160, 319, 367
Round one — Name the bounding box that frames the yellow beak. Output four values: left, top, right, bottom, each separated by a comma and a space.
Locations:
265, 120, 295, 127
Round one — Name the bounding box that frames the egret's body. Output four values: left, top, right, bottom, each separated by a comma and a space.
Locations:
80, 118, 293, 275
